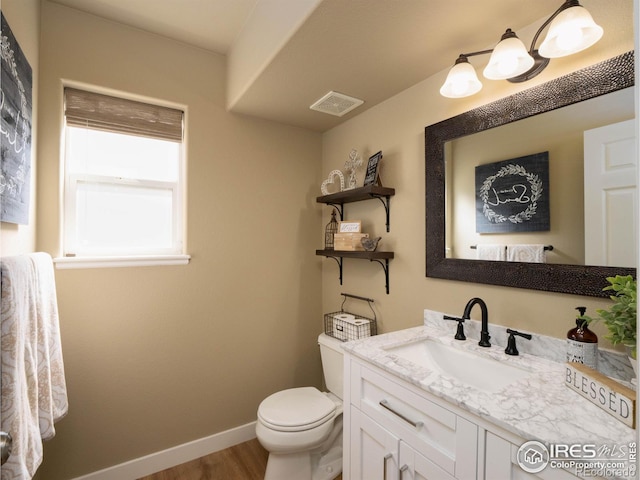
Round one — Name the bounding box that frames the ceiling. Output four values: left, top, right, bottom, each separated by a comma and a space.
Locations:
48, 0, 561, 132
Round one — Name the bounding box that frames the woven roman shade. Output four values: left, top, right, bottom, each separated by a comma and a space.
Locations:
64, 87, 183, 142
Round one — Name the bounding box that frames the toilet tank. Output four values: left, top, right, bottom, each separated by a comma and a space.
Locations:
318, 333, 344, 399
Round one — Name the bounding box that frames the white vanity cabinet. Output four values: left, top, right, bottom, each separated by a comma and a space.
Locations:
344, 356, 478, 480
343, 354, 583, 480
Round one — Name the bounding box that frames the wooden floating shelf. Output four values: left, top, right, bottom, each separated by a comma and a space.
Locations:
316, 185, 396, 204
315, 250, 394, 259
316, 249, 394, 294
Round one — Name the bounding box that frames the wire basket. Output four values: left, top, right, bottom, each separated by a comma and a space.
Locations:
324, 293, 377, 342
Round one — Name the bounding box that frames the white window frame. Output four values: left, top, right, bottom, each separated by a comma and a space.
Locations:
55, 86, 189, 269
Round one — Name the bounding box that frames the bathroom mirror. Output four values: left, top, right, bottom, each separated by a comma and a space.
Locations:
425, 51, 635, 297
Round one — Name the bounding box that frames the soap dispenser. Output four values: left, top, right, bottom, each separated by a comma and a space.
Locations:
566, 306, 598, 370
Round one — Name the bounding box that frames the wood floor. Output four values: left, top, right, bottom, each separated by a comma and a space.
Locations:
137, 438, 342, 480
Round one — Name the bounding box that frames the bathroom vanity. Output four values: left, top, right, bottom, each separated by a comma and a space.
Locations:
341, 311, 636, 480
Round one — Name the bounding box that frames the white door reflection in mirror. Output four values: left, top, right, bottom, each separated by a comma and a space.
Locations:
584, 119, 637, 268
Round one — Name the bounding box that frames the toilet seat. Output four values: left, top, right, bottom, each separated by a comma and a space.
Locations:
258, 387, 336, 432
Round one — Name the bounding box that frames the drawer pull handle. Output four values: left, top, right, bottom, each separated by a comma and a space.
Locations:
400, 464, 409, 479
379, 399, 424, 428
383, 453, 392, 480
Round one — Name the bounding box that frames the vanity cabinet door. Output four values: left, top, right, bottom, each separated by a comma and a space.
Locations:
399, 441, 456, 480
484, 432, 581, 480
484, 431, 513, 479
350, 406, 400, 480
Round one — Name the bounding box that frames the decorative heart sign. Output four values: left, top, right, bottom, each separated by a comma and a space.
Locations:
321, 170, 345, 195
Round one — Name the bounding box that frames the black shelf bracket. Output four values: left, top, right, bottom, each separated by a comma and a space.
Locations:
326, 202, 343, 221
325, 255, 343, 285
371, 194, 391, 232
370, 258, 391, 294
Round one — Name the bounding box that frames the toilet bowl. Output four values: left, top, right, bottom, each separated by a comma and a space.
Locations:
256, 333, 344, 480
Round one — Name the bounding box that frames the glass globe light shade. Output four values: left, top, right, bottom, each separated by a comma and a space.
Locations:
538, 5, 603, 58
440, 59, 482, 98
483, 31, 535, 80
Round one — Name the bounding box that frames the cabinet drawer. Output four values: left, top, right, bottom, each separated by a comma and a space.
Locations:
353, 364, 476, 478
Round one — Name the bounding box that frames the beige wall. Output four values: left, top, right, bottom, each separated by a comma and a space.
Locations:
6, 0, 636, 478
0, 0, 39, 255
320, 0, 635, 341
35, 2, 323, 478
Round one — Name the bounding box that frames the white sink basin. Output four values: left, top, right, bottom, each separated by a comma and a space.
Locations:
386, 338, 532, 393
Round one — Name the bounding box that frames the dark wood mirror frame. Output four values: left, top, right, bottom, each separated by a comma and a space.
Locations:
425, 51, 635, 297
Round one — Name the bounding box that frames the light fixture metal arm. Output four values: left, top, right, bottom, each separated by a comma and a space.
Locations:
528, 0, 579, 54
455, 49, 493, 63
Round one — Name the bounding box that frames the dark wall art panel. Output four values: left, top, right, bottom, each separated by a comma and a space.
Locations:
1, 12, 33, 225
475, 152, 550, 234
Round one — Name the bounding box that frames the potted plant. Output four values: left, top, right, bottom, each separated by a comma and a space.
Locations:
582, 275, 637, 372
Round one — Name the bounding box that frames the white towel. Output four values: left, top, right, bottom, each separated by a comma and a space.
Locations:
507, 244, 546, 263
1, 253, 68, 480
476, 244, 506, 261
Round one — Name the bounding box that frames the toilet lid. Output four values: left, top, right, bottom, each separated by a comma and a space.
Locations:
258, 387, 336, 432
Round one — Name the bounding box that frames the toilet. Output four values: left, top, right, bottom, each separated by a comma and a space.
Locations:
256, 333, 344, 480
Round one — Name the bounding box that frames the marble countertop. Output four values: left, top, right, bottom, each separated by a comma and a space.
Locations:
341, 315, 636, 451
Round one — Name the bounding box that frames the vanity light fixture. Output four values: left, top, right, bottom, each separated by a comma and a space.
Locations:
440, 0, 603, 98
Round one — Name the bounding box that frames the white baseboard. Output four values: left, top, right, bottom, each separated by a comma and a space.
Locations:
71, 421, 257, 480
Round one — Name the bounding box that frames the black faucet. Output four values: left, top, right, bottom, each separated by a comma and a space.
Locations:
463, 298, 491, 347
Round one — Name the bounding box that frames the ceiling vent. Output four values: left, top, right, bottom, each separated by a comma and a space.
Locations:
309, 91, 364, 117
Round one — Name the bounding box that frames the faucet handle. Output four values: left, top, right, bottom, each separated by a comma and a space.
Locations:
505, 328, 532, 356
443, 315, 466, 341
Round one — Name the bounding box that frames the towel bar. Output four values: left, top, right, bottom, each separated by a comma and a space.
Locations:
470, 245, 553, 251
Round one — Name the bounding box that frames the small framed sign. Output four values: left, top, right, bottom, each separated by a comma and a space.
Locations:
339, 221, 362, 233
475, 152, 549, 233
363, 151, 383, 186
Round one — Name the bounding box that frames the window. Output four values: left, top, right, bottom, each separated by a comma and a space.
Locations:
60, 87, 187, 267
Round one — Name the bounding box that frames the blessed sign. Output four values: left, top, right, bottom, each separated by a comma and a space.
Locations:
475, 152, 549, 233
565, 362, 636, 429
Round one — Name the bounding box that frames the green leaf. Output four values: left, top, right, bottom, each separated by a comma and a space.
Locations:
590, 275, 636, 351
